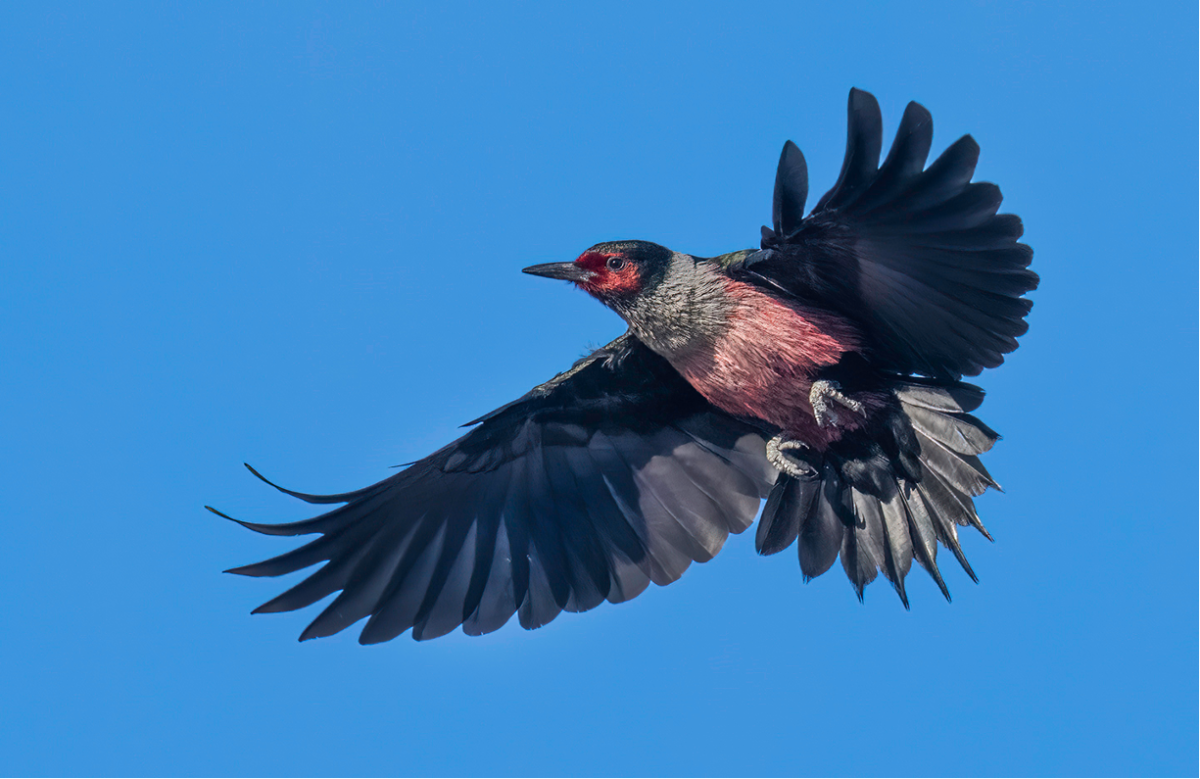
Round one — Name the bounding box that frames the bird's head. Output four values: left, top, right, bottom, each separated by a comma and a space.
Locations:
523, 240, 673, 314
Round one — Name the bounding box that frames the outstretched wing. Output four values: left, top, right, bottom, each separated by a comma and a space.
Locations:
732, 87, 1038, 380
212, 334, 775, 643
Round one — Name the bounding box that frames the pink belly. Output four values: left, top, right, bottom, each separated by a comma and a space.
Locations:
675, 280, 861, 448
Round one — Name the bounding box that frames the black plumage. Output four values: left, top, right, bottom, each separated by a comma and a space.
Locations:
214, 336, 775, 641
743, 89, 1037, 381
214, 88, 1036, 641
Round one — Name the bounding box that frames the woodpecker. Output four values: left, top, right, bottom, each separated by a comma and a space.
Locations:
212, 89, 1037, 643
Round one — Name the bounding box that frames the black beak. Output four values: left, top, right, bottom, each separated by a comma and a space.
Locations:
522, 262, 593, 283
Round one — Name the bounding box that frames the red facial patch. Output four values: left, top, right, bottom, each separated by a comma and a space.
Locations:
574, 252, 641, 296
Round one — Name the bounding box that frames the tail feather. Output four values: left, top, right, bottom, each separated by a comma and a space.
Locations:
913, 464, 980, 580
904, 403, 998, 456
841, 487, 885, 600
756, 472, 813, 556
914, 430, 998, 496
898, 479, 950, 600
757, 379, 999, 602
893, 379, 985, 413
878, 488, 914, 608
800, 465, 847, 579
922, 463, 993, 540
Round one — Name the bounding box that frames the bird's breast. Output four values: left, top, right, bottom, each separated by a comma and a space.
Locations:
673, 279, 860, 443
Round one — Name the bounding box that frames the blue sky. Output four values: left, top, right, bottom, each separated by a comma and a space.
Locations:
1, 2, 1195, 776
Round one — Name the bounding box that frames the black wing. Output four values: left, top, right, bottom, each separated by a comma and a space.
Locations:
734, 87, 1038, 380
212, 334, 775, 643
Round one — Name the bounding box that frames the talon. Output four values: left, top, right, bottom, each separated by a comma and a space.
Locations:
810, 379, 865, 429
767, 434, 819, 479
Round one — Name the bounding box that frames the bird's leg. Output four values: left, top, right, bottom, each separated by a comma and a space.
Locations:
766, 434, 819, 480
810, 379, 865, 429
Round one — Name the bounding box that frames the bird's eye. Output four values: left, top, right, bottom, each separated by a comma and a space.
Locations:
606, 256, 626, 271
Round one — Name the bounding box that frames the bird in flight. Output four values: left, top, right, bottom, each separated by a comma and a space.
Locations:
211, 88, 1038, 643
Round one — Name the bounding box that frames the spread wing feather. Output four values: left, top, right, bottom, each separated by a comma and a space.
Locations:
734, 88, 1038, 380
212, 334, 776, 643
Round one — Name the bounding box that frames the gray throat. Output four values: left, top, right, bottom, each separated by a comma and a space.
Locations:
616, 253, 732, 362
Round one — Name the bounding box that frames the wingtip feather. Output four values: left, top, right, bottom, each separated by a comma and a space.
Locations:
848, 86, 878, 111
772, 140, 809, 236
242, 462, 360, 504
208, 504, 269, 534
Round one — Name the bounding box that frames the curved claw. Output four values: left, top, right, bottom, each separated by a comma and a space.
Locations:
766, 434, 819, 480
810, 379, 865, 429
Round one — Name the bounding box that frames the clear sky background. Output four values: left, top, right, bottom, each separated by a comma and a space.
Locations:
1, 2, 1196, 776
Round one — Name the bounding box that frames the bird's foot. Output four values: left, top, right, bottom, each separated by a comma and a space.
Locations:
766, 434, 819, 480
810, 379, 865, 429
